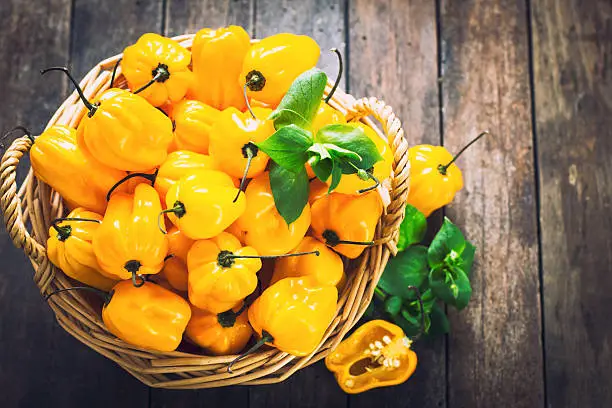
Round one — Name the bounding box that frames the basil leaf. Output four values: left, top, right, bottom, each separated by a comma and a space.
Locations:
312, 158, 332, 182
384, 296, 403, 316
428, 217, 467, 268
307, 143, 332, 161
256, 125, 312, 173
316, 124, 383, 173
269, 68, 328, 129
325, 144, 362, 162
397, 204, 427, 251
378, 245, 429, 299
429, 266, 472, 310
269, 162, 309, 225
428, 303, 450, 335
328, 160, 343, 192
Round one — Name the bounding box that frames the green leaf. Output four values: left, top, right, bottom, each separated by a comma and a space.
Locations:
459, 241, 476, 276
394, 308, 431, 337
257, 125, 313, 173
325, 144, 362, 162
384, 296, 403, 316
269, 162, 309, 225
312, 158, 332, 182
428, 303, 450, 335
328, 160, 342, 192
307, 143, 332, 161
428, 217, 467, 268
269, 68, 328, 129
315, 124, 383, 173
428, 266, 472, 310
378, 245, 429, 299
397, 204, 428, 251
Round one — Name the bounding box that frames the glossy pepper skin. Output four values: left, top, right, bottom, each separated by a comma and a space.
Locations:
191, 26, 250, 111
235, 173, 311, 255
325, 320, 417, 394
77, 88, 173, 171
407, 145, 463, 217
165, 170, 246, 240
93, 184, 168, 280
330, 122, 393, 195
311, 104, 347, 135
47, 208, 118, 291
170, 99, 221, 154
185, 302, 253, 356
155, 150, 219, 202
158, 227, 194, 292
121, 33, 193, 107
271, 237, 344, 288
208, 107, 275, 179
240, 33, 320, 106
102, 281, 191, 352
30, 126, 127, 214
311, 191, 383, 259
248, 277, 338, 356
187, 232, 261, 313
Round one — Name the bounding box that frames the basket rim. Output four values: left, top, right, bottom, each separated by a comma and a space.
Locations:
0, 33, 410, 389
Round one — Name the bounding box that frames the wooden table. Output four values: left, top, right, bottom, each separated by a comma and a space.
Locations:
1, 0, 610, 407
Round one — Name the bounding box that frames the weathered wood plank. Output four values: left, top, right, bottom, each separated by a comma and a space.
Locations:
440, 1, 543, 407
249, 1, 347, 406
348, 0, 445, 406
0, 1, 149, 408
151, 2, 253, 406
531, 0, 612, 406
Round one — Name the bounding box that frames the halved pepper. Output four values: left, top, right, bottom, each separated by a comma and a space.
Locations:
325, 320, 417, 394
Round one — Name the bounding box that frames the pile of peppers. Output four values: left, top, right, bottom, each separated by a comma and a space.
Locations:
7, 25, 481, 394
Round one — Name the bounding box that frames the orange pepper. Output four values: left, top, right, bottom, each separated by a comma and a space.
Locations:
121, 33, 193, 107
93, 184, 168, 282
271, 236, 344, 288
163, 170, 246, 240
325, 320, 417, 394
170, 99, 221, 154
310, 191, 383, 259
102, 281, 191, 352
185, 302, 253, 356
29, 125, 127, 214
308, 177, 329, 204
240, 33, 320, 106
190, 26, 250, 111
46, 208, 118, 291
235, 173, 311, 255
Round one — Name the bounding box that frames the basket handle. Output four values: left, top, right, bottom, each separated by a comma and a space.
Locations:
347, 97, 411, 255
0, 136, 46, 263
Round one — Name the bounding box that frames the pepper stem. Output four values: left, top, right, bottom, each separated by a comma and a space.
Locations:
217, 302, 250, 328
325, 48, 343, 104
109, 58, 122, 88
227, 330, 274, 373
322, 229, 374, 247
51, 217, 101, 242
234, 143, 258, 203
1, 126, 34, 149
45, 286, 110, 305
133, 63, 171, 94
158, 201, 186, 234
243, 82, 257, 120
346, 161, 380, 194
41, 67, 98, 116
106, 169, 159, 201
217, 250, 320, 268
438, 130, 489, 176
124, 260, 145, 287
406, 286, 425, 340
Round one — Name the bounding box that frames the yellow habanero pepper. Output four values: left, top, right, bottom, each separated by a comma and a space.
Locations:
29, 125, 128, 214
93, 183, 168, 283
407, 131, 487, 217
170, 99, 221, 154
47, 208, 118, 291
271, 236, 345, 288
42, 67, 173, 171
185, 302, 253, 356
158, 226, 194, 292
187, 232, 261, 313
235, 173, 311, 255
330, 122, 393, 195
121, 33, 193, 107
311, 103, 347, 135
311, 191, 383, 259
163, 170, 245, 240
102, 281, 191, 352
190, 26, 250, 111
325, 320, 418, 394
247, 277, 337, 357
240, 33, 320, 106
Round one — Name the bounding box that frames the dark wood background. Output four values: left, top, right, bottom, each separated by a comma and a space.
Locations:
1, 0, 610, 407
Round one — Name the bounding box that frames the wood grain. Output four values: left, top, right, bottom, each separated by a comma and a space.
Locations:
531, 0, 612, 406
249, 1, 348, 406
348, 0, 445, 406
440, 0, 544, 407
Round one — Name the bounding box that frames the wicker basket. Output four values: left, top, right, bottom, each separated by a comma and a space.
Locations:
0, 34, 410, 389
